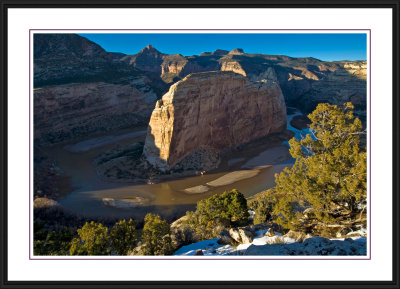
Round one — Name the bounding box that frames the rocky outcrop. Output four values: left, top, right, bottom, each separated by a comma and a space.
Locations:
160, 54, 189, 82
228, 48, 245, 55
229, 227, 257, 244
33, 197, 59, 209
220, 60, 247, 76
143, 71, 287, 171
290, 114, 311, 130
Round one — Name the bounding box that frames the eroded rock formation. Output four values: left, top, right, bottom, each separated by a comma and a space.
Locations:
143, 71, 287, 171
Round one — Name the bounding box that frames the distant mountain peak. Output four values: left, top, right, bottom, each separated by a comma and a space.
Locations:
140, 44, 161, 54
229, 48, 245, 55
211, 49, 229, 56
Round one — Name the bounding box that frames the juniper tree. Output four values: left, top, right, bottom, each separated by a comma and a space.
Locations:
185, 189, 249, 240
141, 213, 173, 255
110, 219, 138, 255
70, 221, 110, 255
274, 102, 367, 229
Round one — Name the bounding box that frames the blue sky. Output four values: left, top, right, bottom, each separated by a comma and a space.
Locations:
79, 33, 367, 61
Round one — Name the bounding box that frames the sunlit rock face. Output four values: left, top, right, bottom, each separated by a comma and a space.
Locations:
143, 71, 287, 171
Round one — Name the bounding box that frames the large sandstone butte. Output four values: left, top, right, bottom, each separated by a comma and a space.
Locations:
143, 71, 287, 171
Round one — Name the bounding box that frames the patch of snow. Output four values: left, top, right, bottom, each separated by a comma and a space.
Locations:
173, 228, 367, 256
173, 239, 236, 256
244, 236, 367, 256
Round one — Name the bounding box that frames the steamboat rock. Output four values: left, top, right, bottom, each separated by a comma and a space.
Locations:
143, 71, 287, 171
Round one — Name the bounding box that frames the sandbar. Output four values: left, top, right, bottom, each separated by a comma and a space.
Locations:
102, 197, 148, 209
206, 170, 260, 187
184, 185, 210, 194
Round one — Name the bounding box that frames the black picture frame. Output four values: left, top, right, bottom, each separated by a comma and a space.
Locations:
1, 0, 399, 288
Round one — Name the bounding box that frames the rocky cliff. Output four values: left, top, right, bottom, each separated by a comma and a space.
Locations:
34, 80, 157, 144
143, 71, 287, 171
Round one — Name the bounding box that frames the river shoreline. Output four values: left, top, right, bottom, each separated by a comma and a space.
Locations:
39, 111, 308, 220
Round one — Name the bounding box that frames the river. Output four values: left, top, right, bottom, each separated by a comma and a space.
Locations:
47, 111, 304, 221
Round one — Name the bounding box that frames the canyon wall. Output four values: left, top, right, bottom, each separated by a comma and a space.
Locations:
34, 35, 166, 145
143, 71, 287, 171
34, 80, 157, 145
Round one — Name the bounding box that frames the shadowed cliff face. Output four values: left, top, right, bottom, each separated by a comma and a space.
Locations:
33, 34, 168, 145
34, 81, 157, 145
143, 71, 287, 171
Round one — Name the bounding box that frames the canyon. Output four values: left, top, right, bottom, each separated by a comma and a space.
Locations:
34, 34, 367, 147
33, 33, 367, 220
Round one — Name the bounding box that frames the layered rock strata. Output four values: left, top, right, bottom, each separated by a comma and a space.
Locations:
34, 80, 157, 144
143, 71, 287, 171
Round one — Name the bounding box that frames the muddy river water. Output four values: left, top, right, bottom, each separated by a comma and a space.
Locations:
47, 112, 304, 221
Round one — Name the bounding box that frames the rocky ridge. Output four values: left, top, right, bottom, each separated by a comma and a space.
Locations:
34, 34, 140, 87
124, 46, 366, 114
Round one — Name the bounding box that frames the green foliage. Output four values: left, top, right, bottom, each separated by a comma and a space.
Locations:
185, 189, 249, 240
197, 189, 249, 225
110, 219, 138, 255
274, 102, 367, 229
33, 221, 73, 255
248, 189, 278, 225
141, 213, 173, 255
70, 221, 110, 255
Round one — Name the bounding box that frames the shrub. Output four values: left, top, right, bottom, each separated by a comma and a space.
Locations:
70, 221, 110, 255
141, 213, 173, 255
248, 189, 278, 225
185, 189, 249, 240
110, 219, 138, 255
33, 221, 73, 255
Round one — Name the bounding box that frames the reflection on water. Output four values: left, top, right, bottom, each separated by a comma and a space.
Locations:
47, 131, 294, 221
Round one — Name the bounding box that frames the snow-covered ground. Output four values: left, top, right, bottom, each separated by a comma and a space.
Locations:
173, 229, 367, 256
173, 229, 288, 256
